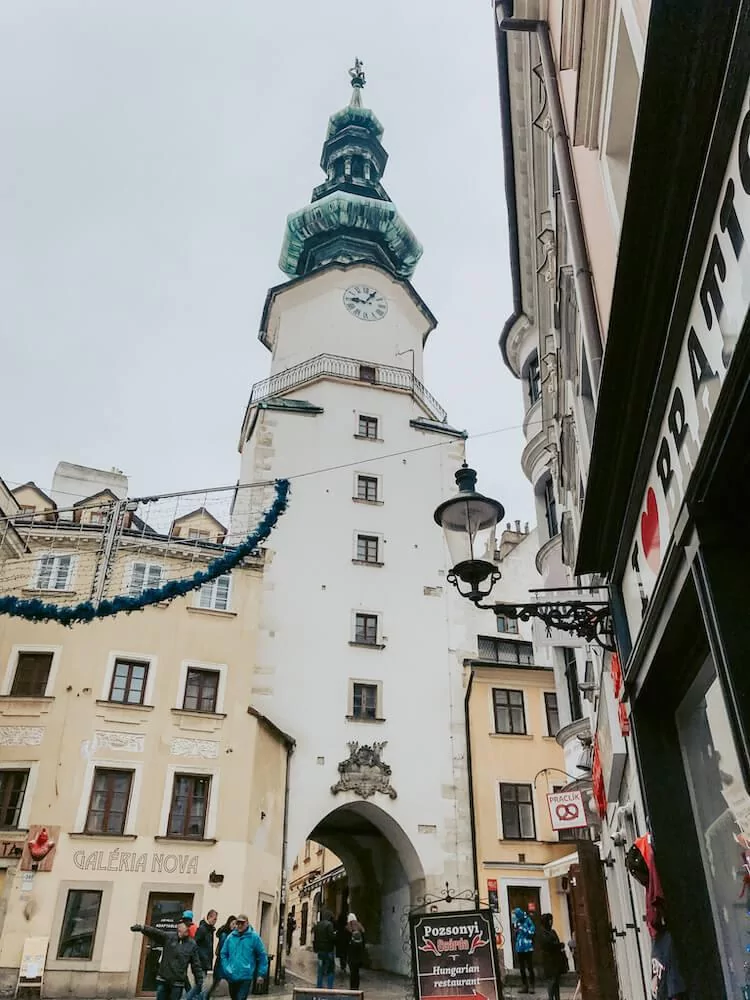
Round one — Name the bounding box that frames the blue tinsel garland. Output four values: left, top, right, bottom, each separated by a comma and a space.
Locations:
0, 478, 290, 626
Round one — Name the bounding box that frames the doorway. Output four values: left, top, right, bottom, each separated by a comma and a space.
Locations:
507, 885, 541, 966
257, 897, 273, 951
137, 892, 194, 994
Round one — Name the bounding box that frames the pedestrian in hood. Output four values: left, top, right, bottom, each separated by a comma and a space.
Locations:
346, 912, 366, 991
131, 920, 203, 1000
537, 913, 565, 1000
312, 909, 336, 990
220, 914, 268, 1000
512, 907, 536, 994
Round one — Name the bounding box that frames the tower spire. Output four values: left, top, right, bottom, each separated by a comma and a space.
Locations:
348, 58, 366, 108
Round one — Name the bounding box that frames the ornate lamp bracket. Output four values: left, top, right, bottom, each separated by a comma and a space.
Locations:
479, 598, 615, 652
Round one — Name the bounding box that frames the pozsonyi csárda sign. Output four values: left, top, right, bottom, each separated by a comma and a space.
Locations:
73, 849, 199, 875
409, 910, 502, 1000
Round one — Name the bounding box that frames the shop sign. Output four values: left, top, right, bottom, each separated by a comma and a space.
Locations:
409, 909, 501, 1000
72, 848, 199, 875
610, 653, 630, 737
547, 790, 588, 830
595, 671, 627, 807
592, 740, 607, 817
621, 78, 750, 637
19, 937, 48, 986
20, 826, 59, 872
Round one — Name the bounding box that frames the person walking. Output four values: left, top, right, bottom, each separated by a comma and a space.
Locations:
285, 912, 297, 956
334, 914, 350, 973
537, 913, 565, 1000
312, 909, 336, 990
187, 910, 217, 1000
220, 914, 268, 1000
205, 915, 236, 1000
131, 919, 203, 1000
346, 913, 366, 991
512, 906, 536, 994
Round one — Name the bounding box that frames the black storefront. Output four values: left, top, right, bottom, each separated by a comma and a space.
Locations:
576, 2, 750, 997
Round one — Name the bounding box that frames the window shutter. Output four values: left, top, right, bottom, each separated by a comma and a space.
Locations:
214, 576, 230, 610
130, 563, 146, 595
145, 564, 163, 589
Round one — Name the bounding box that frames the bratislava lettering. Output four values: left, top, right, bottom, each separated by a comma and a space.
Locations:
623, 82, 750, 631
72, 849, 199, 875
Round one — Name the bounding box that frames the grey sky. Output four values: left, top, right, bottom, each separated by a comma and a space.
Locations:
0, 1, 534, 525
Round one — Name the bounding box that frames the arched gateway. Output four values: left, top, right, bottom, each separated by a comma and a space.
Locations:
233, 65, 475, 978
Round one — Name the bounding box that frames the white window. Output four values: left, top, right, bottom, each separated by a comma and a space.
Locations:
197, 575, 231, 612
128, 562, 163, 596
347, 678, 384, 721
100, 651, 157, 707
188, 528, 210, 541
35, 554, 74, 591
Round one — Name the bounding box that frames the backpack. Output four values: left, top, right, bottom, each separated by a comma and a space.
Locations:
313, 920, 335, 953
351, 929, 364, 946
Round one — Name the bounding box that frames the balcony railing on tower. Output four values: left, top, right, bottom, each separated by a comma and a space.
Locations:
249, 353, 447, 422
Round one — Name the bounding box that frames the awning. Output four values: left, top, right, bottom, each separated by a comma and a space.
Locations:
543, 851, 578, 880
300, 865, 347, 897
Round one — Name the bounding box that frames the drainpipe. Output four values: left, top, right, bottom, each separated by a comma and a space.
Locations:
496, 7, 603, 399
464, 669, 481, 905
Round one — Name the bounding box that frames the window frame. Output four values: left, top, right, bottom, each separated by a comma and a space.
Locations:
9, 650, 55, 699
196, 574, 232, 612
0, 765, 35, 830
2, 645, 62, 699
100, 650, 157, 707
128, 561, 164, 597
107, 657, 149, 706
496, 614, 519, 634
74, 758, 143, 836
355, 534, 381, 564
182, 667, 220, 714
356, 414, 380, 440
355, 475, 379, 503
498, 782, 537, 841
544, 691, 561, 736
33, 553, 76, 592
166, 772, 212, 840
526, 352, 541, 406
84, 767, 134, 836
56, 889, 104, 961
492, 688, 527, 735
477, 636, 534, 666
352, 612, 381, 647
352, 682, 379, 720
175, 660, 227, 715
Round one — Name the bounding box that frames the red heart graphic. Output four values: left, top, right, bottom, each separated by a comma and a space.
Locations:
640, 487, 660, 574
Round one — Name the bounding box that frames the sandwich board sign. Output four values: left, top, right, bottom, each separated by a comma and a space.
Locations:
409, 909, 502, 1000
16, 937, 48, 997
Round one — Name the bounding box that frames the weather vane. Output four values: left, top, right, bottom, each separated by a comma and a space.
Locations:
348, 58, 366, 90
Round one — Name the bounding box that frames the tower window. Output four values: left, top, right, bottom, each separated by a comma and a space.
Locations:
352, 682, 378, 720
354, 613, 379, 646
543, 478, 559, 537
356, 535, 380, 564
357, 415, 379, 439
356, 476, 379, 503
526, 353, 541, 405
563, 647, 583, 721
359, 364, 377, 383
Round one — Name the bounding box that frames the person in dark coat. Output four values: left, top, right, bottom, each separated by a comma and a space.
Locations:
334, 913, 350, 973
131, 920, 204, 1000
188, 910, 217, 1000
346, 913, 366, 991
286, 912, 297, 956
537, 913, 565, 1000
312, 909, 336, 989
205, 916, 236, 1000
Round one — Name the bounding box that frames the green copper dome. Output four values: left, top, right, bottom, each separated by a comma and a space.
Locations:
278, 61, 423, 279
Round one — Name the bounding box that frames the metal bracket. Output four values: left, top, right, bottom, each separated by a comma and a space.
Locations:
478, 599, 615, 651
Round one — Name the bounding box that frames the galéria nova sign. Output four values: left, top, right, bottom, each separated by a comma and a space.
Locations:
73, 849, 199, 875
622, 79, 750, 636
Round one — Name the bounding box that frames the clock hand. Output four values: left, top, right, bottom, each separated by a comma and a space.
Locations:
366, 291, 377, 302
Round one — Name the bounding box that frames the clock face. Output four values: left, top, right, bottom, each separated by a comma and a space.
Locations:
343, 285, 388, 322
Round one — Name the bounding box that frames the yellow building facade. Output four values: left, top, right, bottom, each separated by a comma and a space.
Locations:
0, 477, 290, 997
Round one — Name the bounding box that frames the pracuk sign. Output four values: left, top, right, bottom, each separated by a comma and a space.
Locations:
622, 78, 750, 636
410, 909, 501, 1000
547, 790, 588, 831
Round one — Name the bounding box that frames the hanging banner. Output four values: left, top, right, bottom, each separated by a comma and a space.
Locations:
410, 909, 502, 1000
547, 790, 588, 831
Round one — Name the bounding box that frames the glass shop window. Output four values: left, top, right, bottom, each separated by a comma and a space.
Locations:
677, 655, 750, 998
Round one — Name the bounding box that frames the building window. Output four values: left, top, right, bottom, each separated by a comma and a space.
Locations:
85, 768, 133, 835
500, 783, 536, 840
304, 839, 311, 860
359, 364, 377, 383
35, 554, 73, 591
526, 353, 541, 405
109, 658, 148, 705
129, 562, 163, 596
356, 476, 378, 502
0, 770, 29, 829
188, 528, 210, 540
478, 637, 534, 666
167, 774, 210, 838
183, 668, 219, 713
197, 575, 231, 611
354, 613, 378, 645
564, 647, 583, 722
87, 510, 107, 526
496, 614, 519, 634
352, 682, 378, 720
356, 535, 380, 563
57, 889, 103, 960
545, 692, 560, 736
357, 415, 378, 439
10, 651, 53, 698
543, 478, 559, 537
493, 689, 526, 735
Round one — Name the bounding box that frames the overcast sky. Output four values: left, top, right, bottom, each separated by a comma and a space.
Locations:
0, 1, 534, 525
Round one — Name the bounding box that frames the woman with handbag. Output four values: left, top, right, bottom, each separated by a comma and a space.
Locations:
345, 913, 366, 991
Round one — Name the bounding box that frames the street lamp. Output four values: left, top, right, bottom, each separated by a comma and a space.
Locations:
434, 465, 614, 650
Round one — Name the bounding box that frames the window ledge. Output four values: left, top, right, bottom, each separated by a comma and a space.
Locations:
490, 732, 533, 740
346, 715, 386, 724
0, 829, 28, 837
95, 700, 155, 711
351, 560, 384, 568
69, 832, 138, 840
170, 708, 227, 720
186, 607, 237, 619
348, 641, 385, 650
353, 435, 384, 442
542, 735, 558, 741
0, 695, 54, 703
352, 498, 384, 506
21, 588, 76, 597
154, 836, 217, 845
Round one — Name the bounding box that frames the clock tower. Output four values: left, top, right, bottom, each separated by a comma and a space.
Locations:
236, 65, 473, 973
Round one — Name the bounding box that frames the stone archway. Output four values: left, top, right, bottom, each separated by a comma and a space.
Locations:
308, 801, 426, 975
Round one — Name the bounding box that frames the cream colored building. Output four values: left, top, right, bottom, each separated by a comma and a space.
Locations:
286, 841, 345, 955
0, 466, 291, 997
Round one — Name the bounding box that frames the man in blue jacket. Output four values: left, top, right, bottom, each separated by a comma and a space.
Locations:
220, 914, 268, 1000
